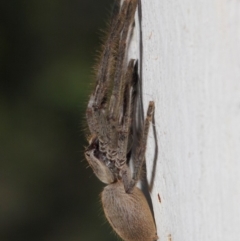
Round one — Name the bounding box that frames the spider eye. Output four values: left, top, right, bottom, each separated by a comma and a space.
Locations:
94, 149, 100, 159
106, 160, 111, 166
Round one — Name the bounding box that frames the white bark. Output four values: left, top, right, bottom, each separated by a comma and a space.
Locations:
130, 0, 240, 240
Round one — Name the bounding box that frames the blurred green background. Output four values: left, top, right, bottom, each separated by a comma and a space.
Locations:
0, 0, 119, 240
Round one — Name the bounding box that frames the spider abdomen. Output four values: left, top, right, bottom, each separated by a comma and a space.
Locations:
101, 182, 158, 241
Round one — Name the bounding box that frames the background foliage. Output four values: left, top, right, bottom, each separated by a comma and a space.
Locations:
0, 0, 119, 240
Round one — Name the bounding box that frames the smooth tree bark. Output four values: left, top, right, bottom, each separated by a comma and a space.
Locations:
129, 0, 240, 240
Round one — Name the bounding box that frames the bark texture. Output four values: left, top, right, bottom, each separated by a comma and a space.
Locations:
129, 0, 240, 240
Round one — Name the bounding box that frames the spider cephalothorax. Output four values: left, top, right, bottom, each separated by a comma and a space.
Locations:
84, 0, 158, 240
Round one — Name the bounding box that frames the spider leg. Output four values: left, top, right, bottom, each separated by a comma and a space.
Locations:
117, 60, 138, 194
109, 0, 138, 118
107, 0, 138, 152
86, 0, 129, 136
94, 0, 129, 106
123, 101, 155, 193
115, 59, 136, 168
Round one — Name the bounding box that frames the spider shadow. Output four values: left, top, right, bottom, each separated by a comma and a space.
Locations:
147, 111, 159, 192
137, 0, 159, 214
140, 98, 159, 212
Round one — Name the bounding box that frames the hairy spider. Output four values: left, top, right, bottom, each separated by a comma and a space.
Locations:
85, 0, 158, 240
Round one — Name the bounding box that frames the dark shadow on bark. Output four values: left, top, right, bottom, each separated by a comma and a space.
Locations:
136, 0, 158, 225
148, 110, 158, 192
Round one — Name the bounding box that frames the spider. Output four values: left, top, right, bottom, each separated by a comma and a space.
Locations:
85, 0, 158, 240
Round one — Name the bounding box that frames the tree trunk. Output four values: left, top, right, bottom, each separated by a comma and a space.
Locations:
130, 0, 240, 240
